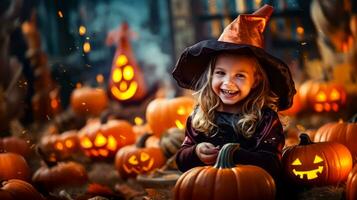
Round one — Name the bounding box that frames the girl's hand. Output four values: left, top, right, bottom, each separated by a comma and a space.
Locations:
195, 142, 219, 165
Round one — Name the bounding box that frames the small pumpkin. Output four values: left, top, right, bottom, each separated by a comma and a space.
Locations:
70, 87, 108, 116
299, 80, 346, 112
0, 179, 45, 200
78, 119, 136, 159
32, 148, 88, 192
115, 133, 166, 179
0, 137, 31, 158
346, 164, 357, 200
0, 153, 30, 181
174, 143, 276, 200
314, 118, 357, 160
40, 130, 79, 160
159, 127, 185, 158
282, 134, 352, 186
146, 97, 194, 137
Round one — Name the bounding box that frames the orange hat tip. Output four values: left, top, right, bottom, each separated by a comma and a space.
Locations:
253, 4, 274, 19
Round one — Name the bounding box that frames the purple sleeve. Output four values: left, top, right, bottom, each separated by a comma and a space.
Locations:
175, 116, 205, 172
233, 111, 285, 180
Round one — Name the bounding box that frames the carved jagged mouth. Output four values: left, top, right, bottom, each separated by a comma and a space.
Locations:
292, 166, 324, 180
123, 158, 154, 174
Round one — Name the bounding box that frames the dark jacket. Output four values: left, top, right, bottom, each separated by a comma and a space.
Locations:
176, 108, 285, 181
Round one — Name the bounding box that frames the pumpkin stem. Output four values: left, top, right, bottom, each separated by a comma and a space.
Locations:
36, 146, 57, 168
299, 133, 314, 146
213, 143, 239, 169
137, 133, 153, 148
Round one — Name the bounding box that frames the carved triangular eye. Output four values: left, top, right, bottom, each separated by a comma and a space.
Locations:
141, 152, 150, 162
313, 155, 323, 163
128, 155, 138, 165
292, 158, 302, 165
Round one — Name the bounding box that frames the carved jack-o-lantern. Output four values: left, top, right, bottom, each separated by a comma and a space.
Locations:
115, 133, 166, 179
282, 134, 352, 186
107, 22, 146, 102
40, 130, 80, 160
299, 80, 346, 112
146, 97, 194, 137
78, 119, 136, 159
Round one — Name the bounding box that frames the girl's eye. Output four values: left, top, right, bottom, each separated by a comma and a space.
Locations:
236, 74, 245, 79
214, 71, 225, 75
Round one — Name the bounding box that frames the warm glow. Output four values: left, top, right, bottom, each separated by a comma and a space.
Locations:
177, 106, 186, 115
76, 83, 82, 88
65, 140, 74, 148
332, 103, 339, 112
314, 103, 324, 112
113, 68, 122, 83
292, 158, 302, 165
81, 137, 93, 148
58, 11, 63, 18
313, 155, 323, 163
91, 149, 99, 157
141, 152, 150, 161
55, 142, 64, 150
83, 42, 91, 53
316, 91, 327, 102
123, 65, 134, 80
129, 155, 139, 165
293, 166, 324, 180
107, 135, 117, 151
99, 149, 109, 157
79, 26, 86, 35
120, 81, 128, 91
175, 120, 185, 129
115, 55, 128, 67
96, 74, 104, 84
110, 81, 138, 100
296, 26, 304, 35
51, 99, 58, 109
329, 89, 340, 101
134, 117, 144, 125
94, 133, 107, 147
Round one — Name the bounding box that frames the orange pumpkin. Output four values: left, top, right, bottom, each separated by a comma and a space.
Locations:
346, 164, 357, 200
70, 87, 108, 116
108, 22, 147, 102
0, 137, 31, 158
314, 120, 357, 160
299, 80, 346, 112
174, 143, 276, 200
40, 130, 80, 160
32, 148, 88, 192
78, 119, 136, 159
282, 134, 352, 186
0, 179, 45, 200
146, 97, 194, 137
115, 133, 166, 179
0, 153, 30, 181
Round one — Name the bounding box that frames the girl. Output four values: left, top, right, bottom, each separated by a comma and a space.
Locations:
171, 5, 296, 182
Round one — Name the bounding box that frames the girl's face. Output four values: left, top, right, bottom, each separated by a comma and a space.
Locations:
211, 54, 258, 112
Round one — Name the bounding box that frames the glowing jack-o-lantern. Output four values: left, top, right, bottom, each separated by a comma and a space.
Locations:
107, 22, 146, 102
282, 134, 352, 186
40, 130, 80, 160
146, 97, 194, 137
115, 133, 166, 179
299, 80, 346, 112
78, 119, 136, 159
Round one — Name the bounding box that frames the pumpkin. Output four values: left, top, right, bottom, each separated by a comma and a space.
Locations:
314, 119, 357, 160
174, 143, 276, 200
32, 148, 88, 192
0, 153, 30, 181
108, 22, 147, 102
70, 87, 108, 116
299, 80, 346, 112
0, 137, 31, 158
282, 134, 352, 186
0, 179, 45, 200
115, 133, 166, 179
78, 119, 136, 159
346, 164, 357, 200
146, 97, 194, 137
40, 130, 79, 160
159, 127, 185, 158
